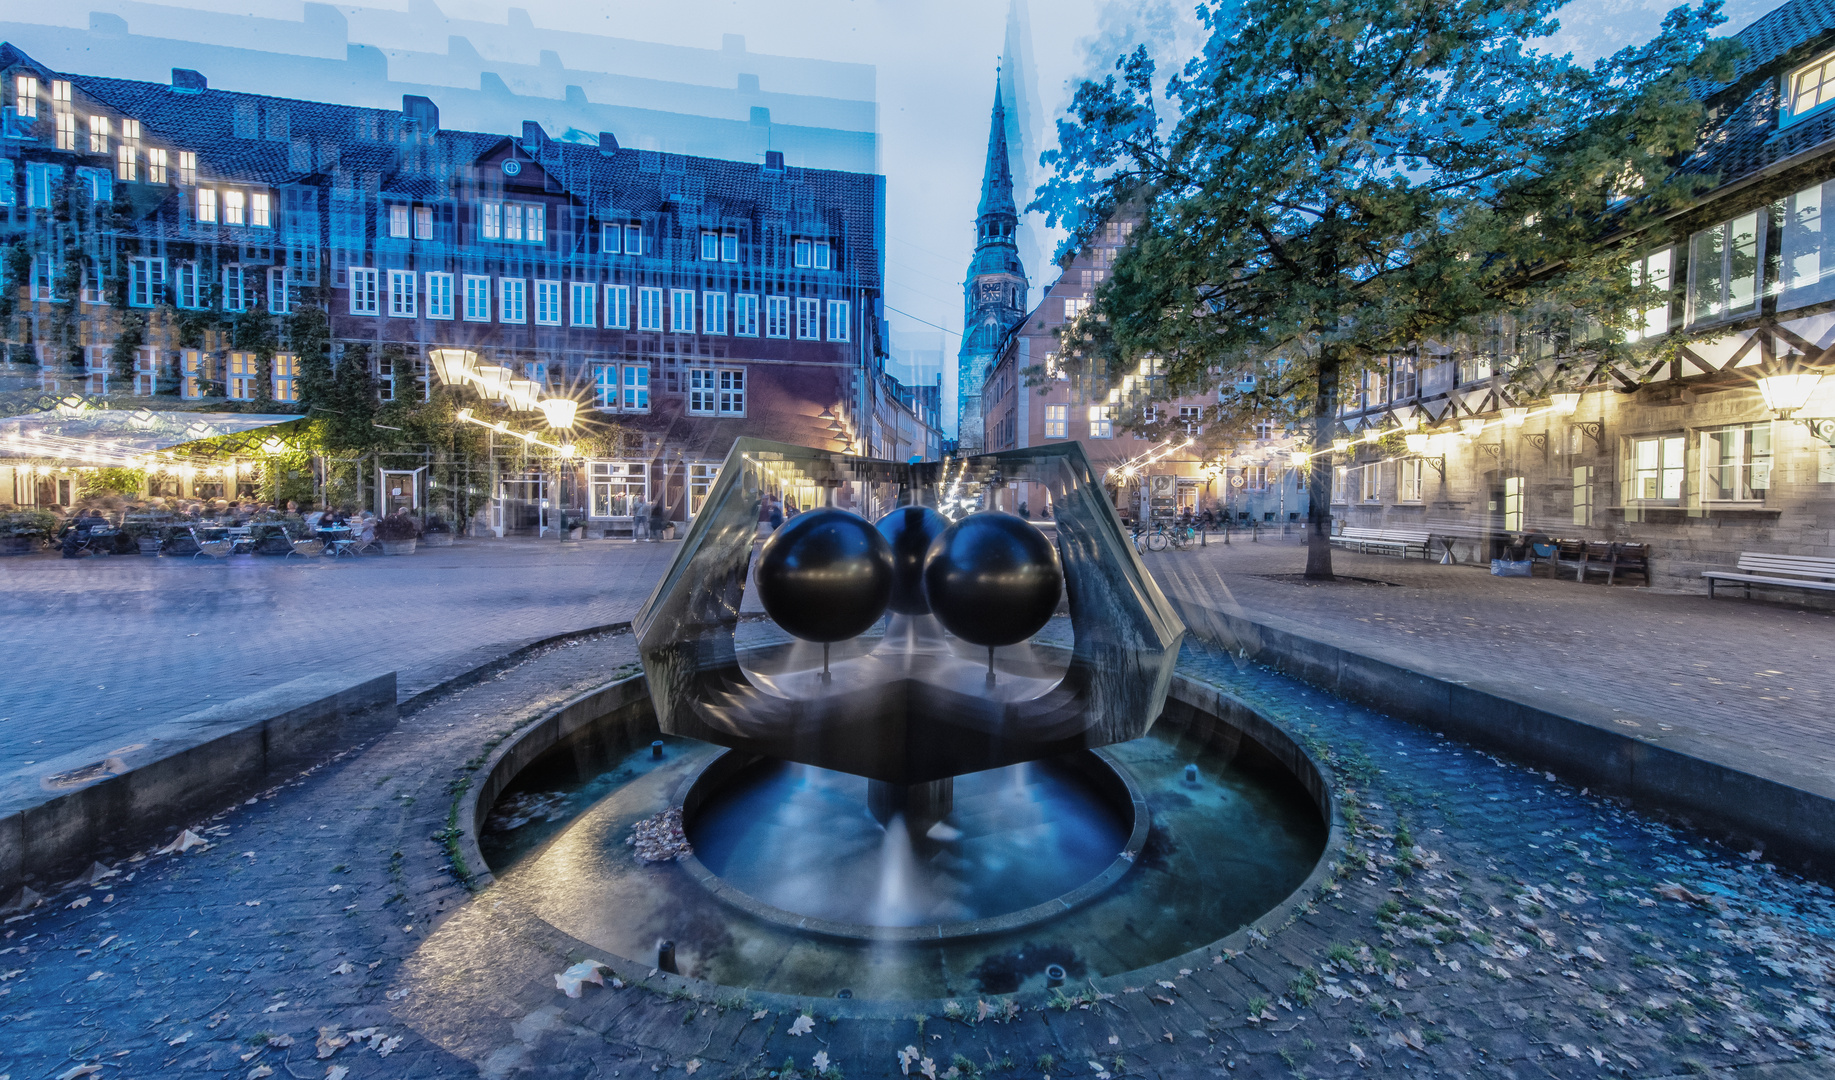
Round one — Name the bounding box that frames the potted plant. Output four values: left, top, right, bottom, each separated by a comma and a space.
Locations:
375, 512, 420, 555
0, 509, 60, 555
421, 513, 455, 548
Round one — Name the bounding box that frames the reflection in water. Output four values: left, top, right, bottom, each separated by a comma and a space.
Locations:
686, 757, 1127, 926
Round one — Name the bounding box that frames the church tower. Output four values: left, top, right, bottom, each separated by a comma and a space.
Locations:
956, 73, 1029, 453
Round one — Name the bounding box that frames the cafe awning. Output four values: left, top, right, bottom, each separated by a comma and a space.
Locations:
0, 409, 307, 466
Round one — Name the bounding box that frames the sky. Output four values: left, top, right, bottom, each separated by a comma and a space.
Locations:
0, 0, 1791, 431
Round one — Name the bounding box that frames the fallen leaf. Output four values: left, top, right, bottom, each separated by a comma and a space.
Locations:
386, 987, 410, 1001
812, 1050, 831, 1072
1588, 1047, 1608, 1066
1156, 980, 1176, 990
263, 1002, 287, 1013
326, 1068, 349, 1080
168, 1032, 192, 1047
751, 1009, 770, 1021
1107, 1036, 1119, 1045
316, 1027, 350, 1059
268, 1035, 294, 1049
685, 1061, 702, 1075
55, 1065, 102, 1079
788, 1014, 815, 1036
157, 830, 208, 855
1348, 1042, 1366, 1064
375, 1036, 402, 1058
1151, 994, 1175, 1006
85, 971, 105, 982
244, 900, 261, 907
248, 1067, 274, 1079
331, 961, 355, 975
1560, 1044, 1582, 1059
327, 885, 341, 893
66, 897, 90, 910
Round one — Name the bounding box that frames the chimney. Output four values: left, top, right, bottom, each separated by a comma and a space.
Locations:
401, 94, 439, 132
763, 150, 784, 173
171, 68, 207, 94
521, 120, 546, 155
598, 131, 619, 156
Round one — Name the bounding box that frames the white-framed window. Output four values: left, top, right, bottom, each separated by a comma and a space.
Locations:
588, 460, 649, 517
1361, 463, 1382, 502
1572, 466, 1594, 527
388, 269, 416, 317
227, 351, 258, 400
670, 288, 696, 332
388, 205, 410, 239
1686, 211, 1762, 326
55, 111, 76, 151
374, 353, 396, 402
1626, 434, 1686, 502
51, 80, 71, 110
765, 295, 790, 338
602, 223, 627, 253
534, 279, 562, 325
179, 349, 207, 400
722, 232, 738, 262
79, 261, 104, 305
223, 189, 246, 226
717, 368, 745, 415
463, 275, 491, 321
1088, 405, 1113, 438
349, 267, 379, 315
687, 367, 717, 414
605, 284, 630, 328
700, 231, 720, 261
29, 251, 57, 301
25, 163, 56, 208
146, 148, 168, 185
622, 364, 650, 412
499, 277, 527, 323
734, 293, 759, 336
815, 240, 832, 270
1179, 405, 1203, 434
174, 262, 203, 309
1701, 423, 1772, 503
1782, 179, 1835, 311
426, 272, 453, 319
222, 265, 248, 312
177, 151, 196, 186
129, 257, 165, 308
703, 291, 728, 334
272, 353, 298, 402
1784, 50, 1835, 126
267, 266, 292, 314
638, 287, 664, 331
133, 345, 158, 396
688, 462, 719, 515
14, 75, 37, 119
1243, 466, 1269, 492
1064, 297, 1088, 320
1503, 475, 1525, 531
415, 206, 433, 240
1399, 457, 1425, 502
478, 200, 544, 243
826, 299, 850, 342
196, 188, 218, 223
570, 281, 596, 326
76, 167, 110, 203
116, 144, 137, 182
1625, 247, 1672, 342
250, 192, 270, 228
594, 365, 618, 409
625, 223, 643, 255
794, 239, 811, 268
1044, 403, 1068, 439
89, 114, 109, 154
795, 297, 820, 338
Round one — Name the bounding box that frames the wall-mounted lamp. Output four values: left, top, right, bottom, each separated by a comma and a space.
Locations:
428, 348, 478, 386
1757, 371, 1822, 420
1502, 406, 1529, 427
1460, 418, 1487, 439
1549, 390, 1583, 416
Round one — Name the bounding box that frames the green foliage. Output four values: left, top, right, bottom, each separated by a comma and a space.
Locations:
110, 309, 147, 381
1034, 0, 1739, 574
0, 509, 60, 538
81, 468, 146, 497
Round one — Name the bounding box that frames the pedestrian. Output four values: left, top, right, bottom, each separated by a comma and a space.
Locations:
631, 497, 649, 542
767, 495, 784, 532
1019, 501, 1029, 519
648, 497, 668, 542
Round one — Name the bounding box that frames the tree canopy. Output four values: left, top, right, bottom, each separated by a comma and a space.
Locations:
1032, 0, 1738, 575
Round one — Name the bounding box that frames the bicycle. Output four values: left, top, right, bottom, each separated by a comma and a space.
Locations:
1166, 523, 1198, 550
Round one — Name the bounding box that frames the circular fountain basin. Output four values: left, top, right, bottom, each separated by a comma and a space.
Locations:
459, 663, 1338, 1004
678, 749, 1148, 941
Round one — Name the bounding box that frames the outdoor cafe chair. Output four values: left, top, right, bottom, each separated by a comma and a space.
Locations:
282, 526, 325, 559
188, 526, 234, 560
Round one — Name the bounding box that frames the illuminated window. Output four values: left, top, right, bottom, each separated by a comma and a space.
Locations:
1784, 51, 1835, 125
116, 144, 137, 182
227, 351, 258, 400
1044, 404, 1068, 439
1625, 434, 1685, 502
196, 188, 217, 223
1088, 405, 1113, 438
250, 192, 270, 228
55, 111, 76, 150
178, 151, 196, 186
14, 75, 38, 119
272, 353, 298, 402
223, 190, 245, 225
89, 114, 109, 154
146, 148, 168, 184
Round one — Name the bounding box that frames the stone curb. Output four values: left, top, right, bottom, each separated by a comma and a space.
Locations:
1168, 594, 1835, 878
0, 671, 397, 897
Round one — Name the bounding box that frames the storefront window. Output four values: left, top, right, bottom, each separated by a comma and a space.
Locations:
688, 463, 718, 516
588, 461, 648, 517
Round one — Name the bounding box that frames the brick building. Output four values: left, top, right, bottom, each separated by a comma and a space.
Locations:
0, 44, 936, 531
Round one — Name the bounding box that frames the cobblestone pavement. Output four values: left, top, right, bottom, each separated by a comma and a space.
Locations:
0, 540, 681, 780
2, 625, 1832, 1079
1142, 537, 1835, 796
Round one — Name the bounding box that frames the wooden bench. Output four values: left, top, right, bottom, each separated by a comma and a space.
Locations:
1704, 552, 1835, 600
1332, 526, 1432, 559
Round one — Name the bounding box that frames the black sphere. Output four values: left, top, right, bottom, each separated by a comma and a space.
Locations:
755, 508, 894, 643
922, 511, 1063, 648
875, 506, 949, 615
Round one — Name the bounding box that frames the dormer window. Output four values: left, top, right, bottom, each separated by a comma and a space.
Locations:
1784, 51, 1835, 126
51, 80, 69, 109
14, 75, 38, 119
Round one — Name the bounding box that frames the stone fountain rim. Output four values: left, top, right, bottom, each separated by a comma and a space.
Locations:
670, 746, 1151, 943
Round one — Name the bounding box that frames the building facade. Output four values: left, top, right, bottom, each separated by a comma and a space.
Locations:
0, 44, 929, 530
1330, 0, 1835, 591
955, 76, 1028, 455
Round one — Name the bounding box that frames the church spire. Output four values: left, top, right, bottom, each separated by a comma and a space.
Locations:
978, 71, 1017, 220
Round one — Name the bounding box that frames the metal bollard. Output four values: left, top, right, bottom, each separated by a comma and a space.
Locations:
651, 740, 664, 759
658, 940, 678, 974
1045, 963, 1067, 987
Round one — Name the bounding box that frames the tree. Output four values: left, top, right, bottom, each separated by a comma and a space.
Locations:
1033, 0, 1736, 578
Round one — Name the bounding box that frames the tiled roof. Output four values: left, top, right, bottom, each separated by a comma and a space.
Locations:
1711, 0, 1835, 90
1681, 0, 1835, 186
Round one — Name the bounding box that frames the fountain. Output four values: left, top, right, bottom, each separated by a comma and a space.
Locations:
466, 440, 1333, 1001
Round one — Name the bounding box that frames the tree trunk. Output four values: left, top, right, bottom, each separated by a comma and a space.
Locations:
1304, 348, 1340, 580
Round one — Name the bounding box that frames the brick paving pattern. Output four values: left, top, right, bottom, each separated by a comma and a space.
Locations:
0, 540, 681, 782
1143, 537, 1835, 795
2, 627, 1832, 1078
